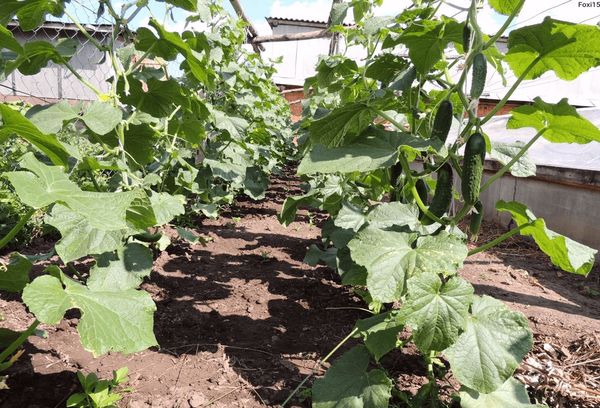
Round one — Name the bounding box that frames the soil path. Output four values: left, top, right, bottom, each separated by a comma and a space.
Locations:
1, 172, 598, 407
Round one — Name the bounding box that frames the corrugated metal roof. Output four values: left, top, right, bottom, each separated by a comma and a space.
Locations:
266, 16, 353, 28
266, 17, 328, 26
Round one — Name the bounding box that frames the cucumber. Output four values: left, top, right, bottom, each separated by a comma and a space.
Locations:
415, 178, 429, 205
461, 133, 486, 205
462, 24, 471, 53
469, 200, 483, 241
390, 162, 403, 201
431, 100, 453, 144
423, 163, 453, 224
470, 53, 487, 99
133, 231, 163, 243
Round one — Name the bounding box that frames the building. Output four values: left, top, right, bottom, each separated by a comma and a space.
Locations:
0, 21, 115, 104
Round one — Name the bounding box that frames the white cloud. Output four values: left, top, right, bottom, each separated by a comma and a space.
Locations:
270, 0, 334, 21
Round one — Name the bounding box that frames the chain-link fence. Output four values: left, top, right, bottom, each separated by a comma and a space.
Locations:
0, 0, 117, 104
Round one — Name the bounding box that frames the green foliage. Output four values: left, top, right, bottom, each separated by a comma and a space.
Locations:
312, 345, 392, 408
280, 1, 597, 406
505, 17, 600, 81
497, 201, 597, 275
0, 0, 293, 388
67, 367, 131, 408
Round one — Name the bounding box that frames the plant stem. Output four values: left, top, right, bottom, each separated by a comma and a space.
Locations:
481, 128, 546, 192
0, 209, 36, 251
397, 154, 448, 225
62, 62, 103, 96
0, 319, 40, 364
483, 0, 526, 49
480, 57, 540, 124
468, 222, 532, 256
281, 328, 358, 407
64, 10, 107, 51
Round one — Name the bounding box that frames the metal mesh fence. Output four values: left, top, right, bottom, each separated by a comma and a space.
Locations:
0, 0, 116, 104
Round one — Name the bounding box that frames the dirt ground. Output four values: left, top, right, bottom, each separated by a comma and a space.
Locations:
1, 171, 599, 408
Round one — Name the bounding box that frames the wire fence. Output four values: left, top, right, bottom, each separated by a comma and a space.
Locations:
0, 0, 116, 104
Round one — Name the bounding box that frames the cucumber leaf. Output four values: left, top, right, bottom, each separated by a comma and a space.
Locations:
22, 273, 157, 356
496, 200, 597, 276
487, 0, 523, 16
312, 345, 392, 408
348, 228, 467, 303
0, 253, 32, 293
309, 103, 375, 148
87, 243, 153, 292
507, 97, 600, 144
460, 377, 548, 408
506, 18, 600, 81
0, 105, 70, 166
355, 311, 404, 361
445, 296, 532, 394
402, 273, 473, 352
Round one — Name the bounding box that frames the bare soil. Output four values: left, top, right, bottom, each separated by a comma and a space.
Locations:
1, 170, 599, 408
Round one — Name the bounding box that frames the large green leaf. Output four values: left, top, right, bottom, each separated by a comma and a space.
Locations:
5, 39, 77, 76
119, 77, 190, 119
460, 377, 547, 408
366, 202, 421, 230
445, 296, 532, 393
149, 192, 186, 226
505, 18, 600, 81
135, 19, 213, 85
0, 0, 68, 31
404, 232, 468, 277
87, 243, 153, 292
309, 103, 375, 148
348, 227, 413, 303
299, 127, 439, 175
5, 153, 152, 231
22, 273, 157, 356
0, 25, 22, 53
391, 18, 462, 74
211, 108, 249, 140
496, 201, 596, 276
402, 273, 473, 352
507, 98, 600, 144
0, 253, 31, 293
312, 345, 392, 408
81, 102, 123, 135
45, 204, 128, 264
487, 0, 523, 15
334, 201, 367, 232
489, 142, 536, 177
355, 312, 403, 362
0, 105, 70, 166
26, 101, 79, 134
348, 228, 467, 303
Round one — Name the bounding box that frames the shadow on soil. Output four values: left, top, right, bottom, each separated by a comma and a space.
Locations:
150, 227, 364, 404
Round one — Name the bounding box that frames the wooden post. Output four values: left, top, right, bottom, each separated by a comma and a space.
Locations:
229, 0, 265, 52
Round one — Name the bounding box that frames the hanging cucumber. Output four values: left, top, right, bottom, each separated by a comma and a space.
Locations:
390, 161, 403, 201
461, 133, 486, 205
422, 163, 453, 224
415, 178, 429, 205
470, 53, 487, 99
469, 200, 483, 242
462, 24, 471, 53
431, 100, 453, 144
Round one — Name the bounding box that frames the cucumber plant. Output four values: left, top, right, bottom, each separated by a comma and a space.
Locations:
0, 0, 292, 386
282, 0, 599, 406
